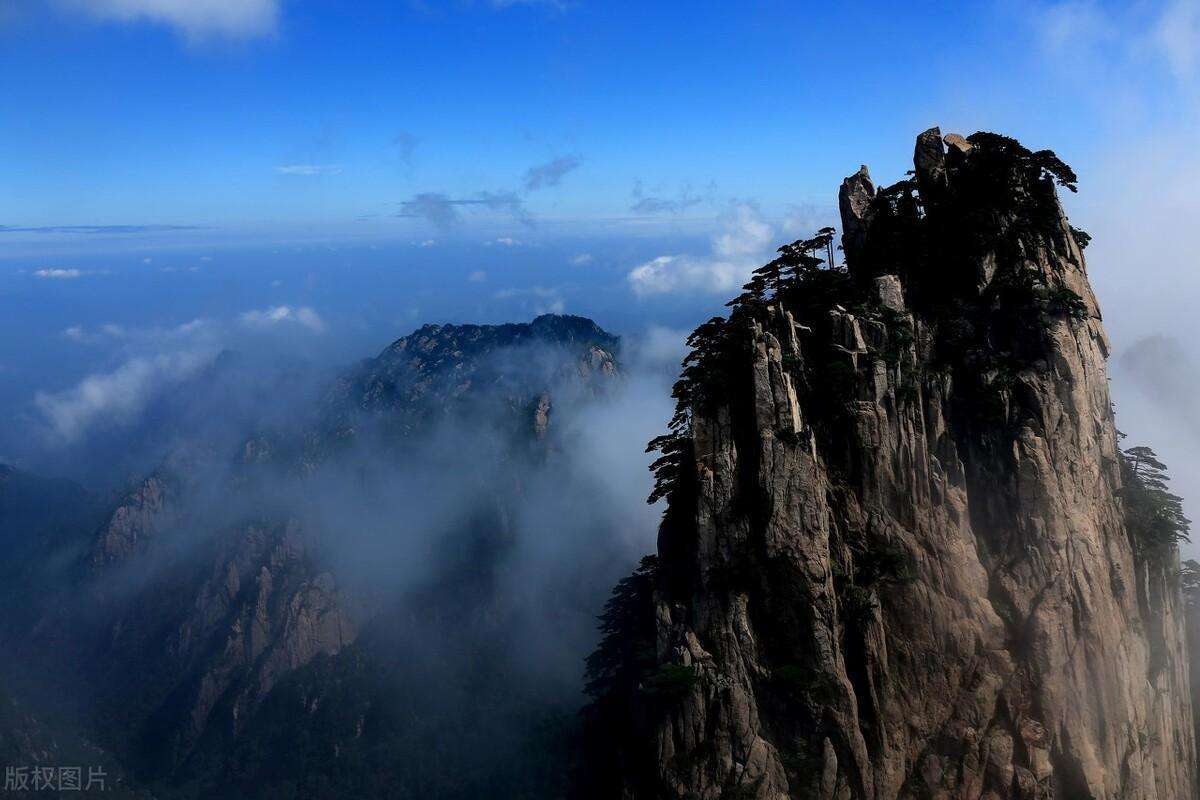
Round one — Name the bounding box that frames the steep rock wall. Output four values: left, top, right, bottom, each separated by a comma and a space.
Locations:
583, 130, 1196, 800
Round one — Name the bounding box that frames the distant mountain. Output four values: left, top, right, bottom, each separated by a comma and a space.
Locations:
318, 313, 618, 446
0, 314, 626, 799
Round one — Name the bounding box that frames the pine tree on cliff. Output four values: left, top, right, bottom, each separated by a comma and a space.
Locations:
1121, 445, 1192, 555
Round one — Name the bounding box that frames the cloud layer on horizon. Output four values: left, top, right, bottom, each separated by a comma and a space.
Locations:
397, 191, 530, 230
396, 154, 581, 230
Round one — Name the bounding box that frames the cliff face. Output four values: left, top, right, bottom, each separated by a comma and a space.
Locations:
583, 130, 1196, 799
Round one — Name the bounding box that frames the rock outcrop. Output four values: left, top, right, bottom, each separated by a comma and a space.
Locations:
580, 130, 1196, 799
90, 472, 175, 567
318, 313, 618, 451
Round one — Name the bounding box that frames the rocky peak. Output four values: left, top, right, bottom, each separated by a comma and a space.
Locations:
380, 313, 619, 365
579, 129, 1195, 799
319, 313, 620, 449
838, 164, 876, 266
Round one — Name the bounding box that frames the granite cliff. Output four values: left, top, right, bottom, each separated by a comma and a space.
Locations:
579, 130, 1196, 800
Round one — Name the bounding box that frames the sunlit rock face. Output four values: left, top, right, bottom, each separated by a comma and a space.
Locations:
579, 130, 1196, 800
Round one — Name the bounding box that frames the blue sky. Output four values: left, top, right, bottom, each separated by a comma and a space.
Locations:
3, 0, 1200, 535
2, 0, 1177, 233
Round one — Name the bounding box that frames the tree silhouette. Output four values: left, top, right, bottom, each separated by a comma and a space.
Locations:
1070, 226, 1091, 249
646, 316, 740, 505
650, 227, 846, 506
965, 132, 1078, 193
1181, 560, 1200, 609
584, 555, 660, 699
1120, 445, 1191, 553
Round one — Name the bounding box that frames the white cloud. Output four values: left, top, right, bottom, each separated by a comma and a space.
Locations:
1035, 0, 1200, 80
569, 253, 593, 265
63, 319, 215, 347
495, 286, 566, 315
487, 237, 522, 247
635, 325, 690, 369
239, 305, 327, 334
1017, 0, 1200, 552
37, 315, 227, 442
34, 268, 84, 279
66, 0, 280, 40
468, 270, 488, 283
627, 203, 775, 296
627, 256, 683, 296
1153, 0, 1200, 78
63, 323, 130, 344
170, 318, 213, 337
35, 352, 210, 444
1036, 1, 1116, 53
712, 203, 773, 258
276, 164, 342, 176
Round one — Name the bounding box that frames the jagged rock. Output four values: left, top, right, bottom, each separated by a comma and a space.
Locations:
581, 129, 1196, 800
913, 125, 948, 196
85, 515, 361, 765
944, 132, 974, 155
90, 449, 211, 569
90, 473, 173, 567
874, 274, 906, 311
583, 344, 618, 377
829, 308, 867, 352
839, 165, 875, 269
533, 391, 553, 439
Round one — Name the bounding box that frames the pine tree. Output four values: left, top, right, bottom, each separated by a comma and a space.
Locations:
1120, 445, 1192, 555
584, 555, 660, 698
1181, 560, 1200, 609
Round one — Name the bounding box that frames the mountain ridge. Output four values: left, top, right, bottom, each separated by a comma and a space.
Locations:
0, 312, 631, 799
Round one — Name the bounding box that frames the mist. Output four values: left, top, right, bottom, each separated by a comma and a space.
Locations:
0, 311, 684, 794
1113, 335, 1200, 559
